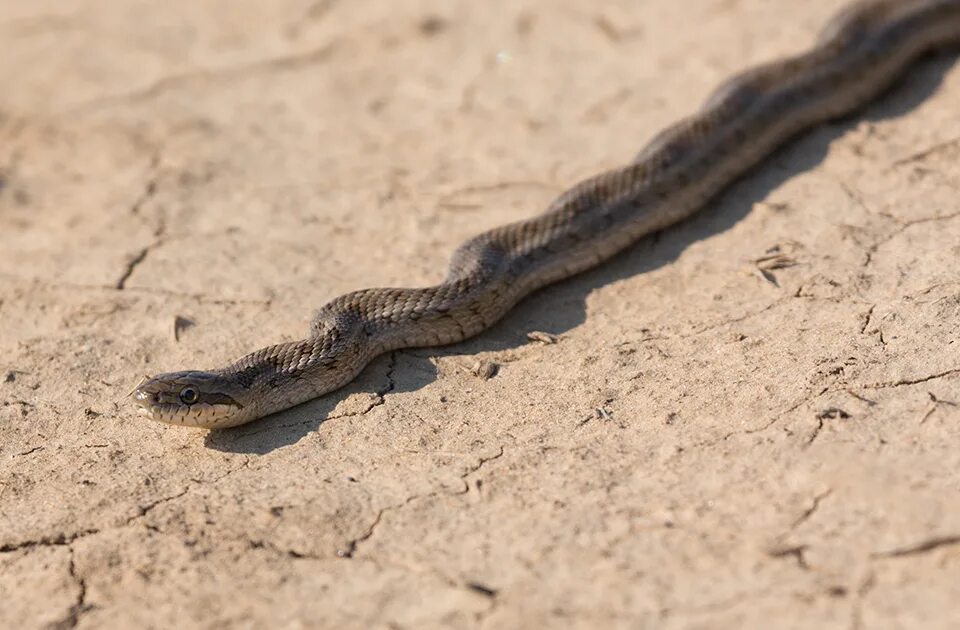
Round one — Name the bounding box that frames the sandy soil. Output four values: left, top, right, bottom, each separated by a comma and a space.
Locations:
2, 0, 959, 627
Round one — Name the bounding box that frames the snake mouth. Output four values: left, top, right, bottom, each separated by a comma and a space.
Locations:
131, 388, 162, 420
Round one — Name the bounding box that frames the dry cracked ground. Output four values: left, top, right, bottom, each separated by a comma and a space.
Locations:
2, 0, 959, 628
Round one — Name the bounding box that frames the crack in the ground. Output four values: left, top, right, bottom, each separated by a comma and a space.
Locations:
114, 245, 152, 290
249, 538, 480, 611
858, 304, 876, 335
120, 284, 272, 305
658, 587, 775, 619
766, 543, 810, 570
837, 180, 892, 221
860, 368, 960, 390
114, 149, 169, 290
122, 485, 192, 526
872, 534, 960, 558
121, 461, 255, 544
840, 165, 960, 270
2, 399, 35, 409
0, 273, 273, 306
366, 350, 397, 413
456, 445, 505, 494
336, 496, 413, 559
806, 408, 849, 447
0, 458, 250, 554
890, 134, 960, 167
129, 151, 162, 219
861, 211, 960, 269
699, 365, 958, 449
696, 386, 831, 448
130, 179, 157, 216
765, 489, 832, 573
70, 41, 340, 113
791, 488, 833, 529
681, 297, 792, 339
340, 445, 504, 558
50, 546, 89, 630
0, 528, 100, 554
473, 585, 501, 629
807, 417, 825, 446
918, 392, 957, 424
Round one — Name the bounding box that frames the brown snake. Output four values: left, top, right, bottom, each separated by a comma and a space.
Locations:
134, 0, 960, 429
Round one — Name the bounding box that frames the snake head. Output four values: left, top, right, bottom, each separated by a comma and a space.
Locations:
132, 371, 249, 429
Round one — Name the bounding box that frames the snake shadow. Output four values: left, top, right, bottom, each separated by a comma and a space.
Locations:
206, 51, 957, 455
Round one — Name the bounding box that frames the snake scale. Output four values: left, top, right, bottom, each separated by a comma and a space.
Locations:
134, 0, 960, 428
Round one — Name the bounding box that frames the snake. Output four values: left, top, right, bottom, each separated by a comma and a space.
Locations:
133, 0, 960, 429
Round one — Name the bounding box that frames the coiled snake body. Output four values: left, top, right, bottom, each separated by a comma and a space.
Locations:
134, 0, 960, 429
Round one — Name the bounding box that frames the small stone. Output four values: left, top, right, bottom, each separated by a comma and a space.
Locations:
472, 360, 498, 380
174, 315, 195, 342
419, 15, 446, 35
816, 407, 850, 420
461, 360, 498, 380
827, 585, 848, 598
465, 582, 497, 597
527, 331, 558, 344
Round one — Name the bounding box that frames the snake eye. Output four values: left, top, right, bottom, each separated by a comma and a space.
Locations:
179, 387, 199, 405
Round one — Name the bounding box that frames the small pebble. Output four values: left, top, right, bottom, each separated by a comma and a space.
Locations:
472, 360, 498, 380
527, 331, 558, 344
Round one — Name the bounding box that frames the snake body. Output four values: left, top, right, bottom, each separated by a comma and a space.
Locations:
134, 0, 960, 429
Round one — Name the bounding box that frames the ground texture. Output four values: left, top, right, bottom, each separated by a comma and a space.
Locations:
2, 0, 959, 628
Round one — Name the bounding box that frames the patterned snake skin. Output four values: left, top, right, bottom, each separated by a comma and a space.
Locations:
133, 0, 960, 428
